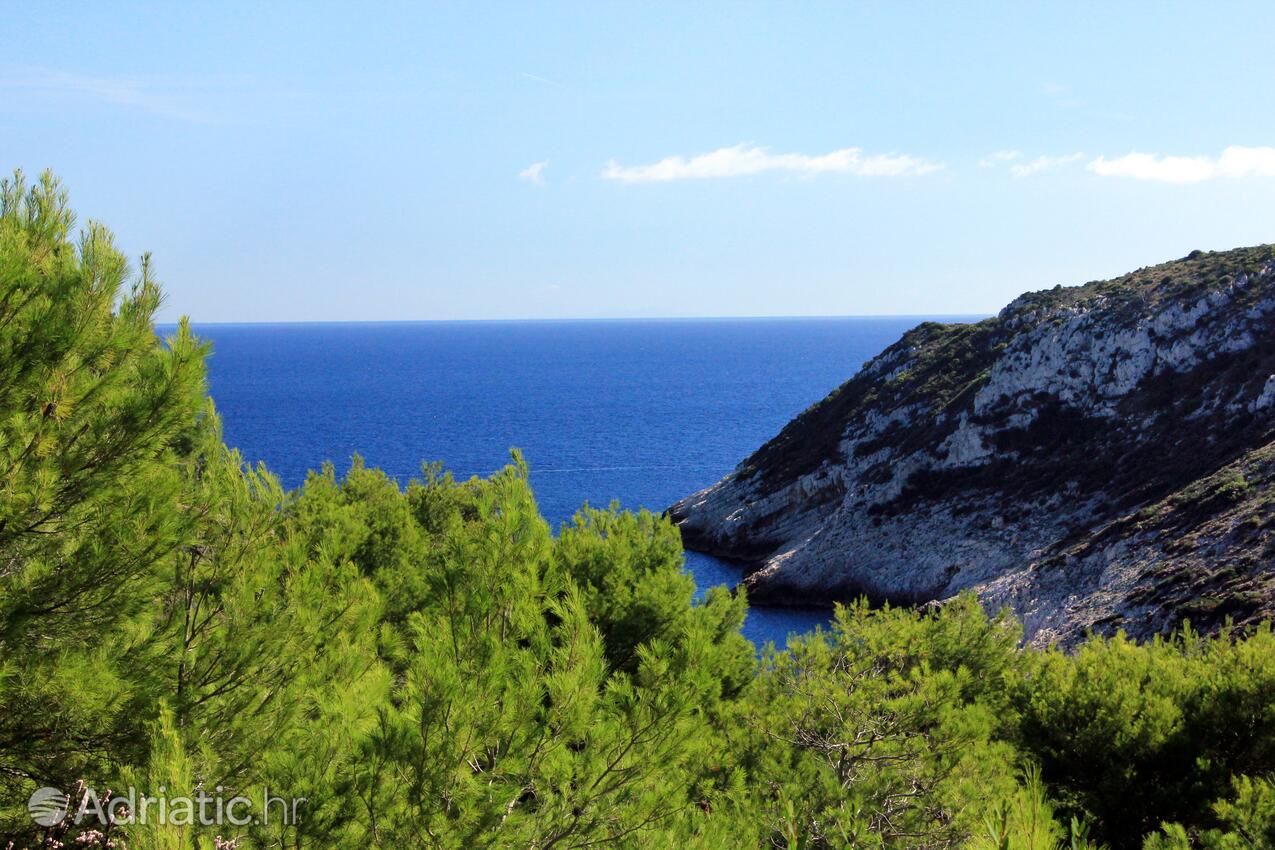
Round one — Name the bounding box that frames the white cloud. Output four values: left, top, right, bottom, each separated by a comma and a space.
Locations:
600, 144, 943, 183
519, 161, 548, 186
979, 150, 1083, 176
1009, 152, 1084, 178
979, 150, 1021, 168
0, 68, 217, 122
1088, 146, 1275, 183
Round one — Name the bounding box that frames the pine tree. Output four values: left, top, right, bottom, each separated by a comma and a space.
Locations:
0, 170, 207, 828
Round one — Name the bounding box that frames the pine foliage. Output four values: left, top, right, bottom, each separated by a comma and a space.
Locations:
0, 173, 1272, 850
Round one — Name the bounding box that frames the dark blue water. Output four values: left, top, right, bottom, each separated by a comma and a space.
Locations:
185, 317, 950, 648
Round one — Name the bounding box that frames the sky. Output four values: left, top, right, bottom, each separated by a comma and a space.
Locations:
5, 2, 1275, 322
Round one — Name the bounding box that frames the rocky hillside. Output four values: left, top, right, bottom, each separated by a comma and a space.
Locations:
671, 245, 1275, 645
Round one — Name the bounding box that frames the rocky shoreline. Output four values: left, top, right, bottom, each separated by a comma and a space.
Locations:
672, 245, 1275, 645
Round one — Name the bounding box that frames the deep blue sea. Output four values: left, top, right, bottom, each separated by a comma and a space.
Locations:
185, 317, 955, 648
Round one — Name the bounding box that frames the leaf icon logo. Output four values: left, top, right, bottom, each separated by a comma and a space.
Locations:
28, 786, 69, 826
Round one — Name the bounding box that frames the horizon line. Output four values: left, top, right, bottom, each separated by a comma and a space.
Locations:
157, 312, 992, 327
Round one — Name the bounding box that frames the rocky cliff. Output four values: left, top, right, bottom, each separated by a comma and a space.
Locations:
671, 245, 1275, 645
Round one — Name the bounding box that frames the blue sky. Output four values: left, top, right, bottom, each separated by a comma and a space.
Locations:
5, 2, 1275, 322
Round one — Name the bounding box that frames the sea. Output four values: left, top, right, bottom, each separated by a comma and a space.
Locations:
186, 317, 964, 648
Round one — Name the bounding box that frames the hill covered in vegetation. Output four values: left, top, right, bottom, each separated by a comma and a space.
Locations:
1, 172, 1273, 850
673, 245, 1275, 646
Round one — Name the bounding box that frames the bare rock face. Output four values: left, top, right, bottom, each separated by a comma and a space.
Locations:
671, 246, 1275, 645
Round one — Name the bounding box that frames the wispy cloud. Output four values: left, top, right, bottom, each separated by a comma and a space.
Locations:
979, 150, 1084, 177
519, 71, 559, 86
1009, 152, 1084, 178
1087, 146, 1275, 183
979, 150, 1021, 168
0, 68, 217, 122
601, 144, 944, 183
519, 161, 548, 186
